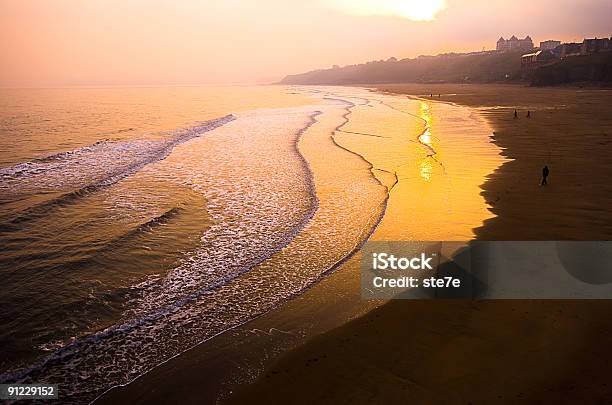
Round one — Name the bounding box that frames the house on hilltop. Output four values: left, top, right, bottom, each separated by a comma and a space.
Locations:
552, 37, 612, 59
540, 40, 561, 51
497, 35, 534, 52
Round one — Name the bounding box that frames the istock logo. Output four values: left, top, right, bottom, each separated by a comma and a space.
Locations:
372, 252, 435, 270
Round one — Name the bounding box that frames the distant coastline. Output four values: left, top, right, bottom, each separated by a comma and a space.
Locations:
280, 44, 612, 87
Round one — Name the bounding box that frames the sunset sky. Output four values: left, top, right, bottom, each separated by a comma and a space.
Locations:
1, 0, 610, 87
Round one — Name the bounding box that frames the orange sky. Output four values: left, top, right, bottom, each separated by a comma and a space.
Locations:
1, 0, 610, 87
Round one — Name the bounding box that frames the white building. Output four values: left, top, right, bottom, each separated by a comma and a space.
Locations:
497, 35, 534, 52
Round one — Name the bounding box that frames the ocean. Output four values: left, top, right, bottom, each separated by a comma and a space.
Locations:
0, 85, 502, 403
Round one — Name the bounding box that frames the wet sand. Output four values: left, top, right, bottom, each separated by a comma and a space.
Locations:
380, 84, 612, 240
227, 85, 612, 404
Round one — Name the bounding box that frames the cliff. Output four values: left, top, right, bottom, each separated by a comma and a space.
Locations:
280, 51, 525, 85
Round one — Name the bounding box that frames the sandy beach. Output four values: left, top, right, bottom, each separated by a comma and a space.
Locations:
225, 84, 612, 404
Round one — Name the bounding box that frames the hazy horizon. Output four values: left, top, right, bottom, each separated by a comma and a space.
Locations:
1, 0, 611, 87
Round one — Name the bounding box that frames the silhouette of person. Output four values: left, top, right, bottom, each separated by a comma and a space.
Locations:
527, 110, 531, 118
514, 110, 518, 118
541, 165, 549, 185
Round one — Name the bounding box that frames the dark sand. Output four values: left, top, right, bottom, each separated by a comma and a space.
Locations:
227, 84, 612, 404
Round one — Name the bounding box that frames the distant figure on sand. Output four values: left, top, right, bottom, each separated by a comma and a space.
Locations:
541, 165, 549, 185
514, 110, 518, 118
527, 110, 531, 118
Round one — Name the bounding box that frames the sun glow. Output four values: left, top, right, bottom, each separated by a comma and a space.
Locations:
419, 130, 432, 145
329, 0, 447, 21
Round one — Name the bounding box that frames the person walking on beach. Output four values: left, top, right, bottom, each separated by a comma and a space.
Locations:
514, 110, 518, 118
541, 165, 549, 185
527, 110, 531, 118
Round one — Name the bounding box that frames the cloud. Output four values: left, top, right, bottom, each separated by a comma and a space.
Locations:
326, 0, 447, 21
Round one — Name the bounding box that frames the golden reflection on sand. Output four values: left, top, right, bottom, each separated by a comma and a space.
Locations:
417, 102, 435, 181
326, 88, 505, 241
419, 159, 434, 181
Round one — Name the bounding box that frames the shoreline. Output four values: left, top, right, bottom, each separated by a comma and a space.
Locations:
96, 86, 505, 404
